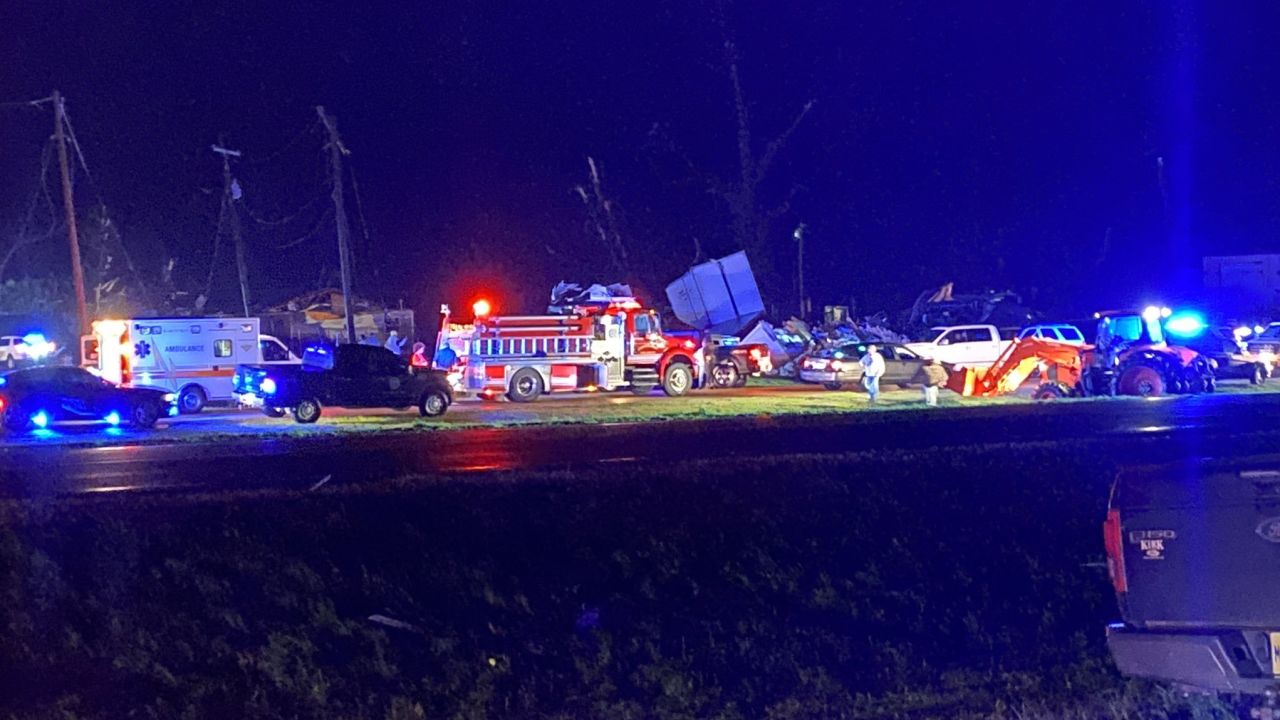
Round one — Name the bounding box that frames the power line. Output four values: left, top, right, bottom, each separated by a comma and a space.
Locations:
0, 96, 53, 110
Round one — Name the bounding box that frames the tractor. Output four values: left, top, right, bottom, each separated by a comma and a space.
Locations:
947, 307, 1215, 400
1074, 308, 1215, 398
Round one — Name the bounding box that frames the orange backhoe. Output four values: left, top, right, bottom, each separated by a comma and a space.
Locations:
946, 336, 1084, 398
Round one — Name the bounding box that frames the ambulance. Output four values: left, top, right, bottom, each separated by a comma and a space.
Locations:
83, 317, 299, 413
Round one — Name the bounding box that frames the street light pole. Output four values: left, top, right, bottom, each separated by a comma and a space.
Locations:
793, 222, 807, 320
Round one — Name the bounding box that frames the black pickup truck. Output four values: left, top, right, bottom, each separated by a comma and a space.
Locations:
234, 343, 453, 423
1105, 460, 1280, 703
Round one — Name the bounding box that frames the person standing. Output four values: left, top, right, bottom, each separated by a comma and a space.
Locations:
384, 330, 407, 356
859, 344, 886, 403
919, 357, 949, 407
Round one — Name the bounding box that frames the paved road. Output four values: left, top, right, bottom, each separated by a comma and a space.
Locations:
2, 383, 1279, 498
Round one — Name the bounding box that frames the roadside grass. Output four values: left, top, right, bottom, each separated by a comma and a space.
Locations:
0, 442, 1238, 719
7, 380, 1278, 449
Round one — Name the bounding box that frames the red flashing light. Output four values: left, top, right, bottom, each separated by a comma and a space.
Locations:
749, 348, 763, 360
473, 299, 492, 318
0, 396, 6, 412
683, 340, 695, 350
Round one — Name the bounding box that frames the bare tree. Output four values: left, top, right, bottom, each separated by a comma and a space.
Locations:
573, 156, 630, 280
717, 38, 815, 267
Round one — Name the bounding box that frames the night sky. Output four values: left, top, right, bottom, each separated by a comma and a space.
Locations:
2, 1, 1278, 323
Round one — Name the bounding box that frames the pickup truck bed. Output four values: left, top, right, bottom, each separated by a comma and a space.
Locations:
1106, 459, 1280, 695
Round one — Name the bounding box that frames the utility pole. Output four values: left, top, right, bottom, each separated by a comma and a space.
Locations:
211, 143, 251, 317
793, 222, 807, 320
52, 90, 89, 339
316, 106, 356, 344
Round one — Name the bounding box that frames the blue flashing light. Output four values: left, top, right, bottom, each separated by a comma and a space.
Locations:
168, 406, 179, 417
31, 411, 49, 429
1165, 313, 1207, 338
260, 377, 277, 395
104, 411, 121, 426
0, 376, 6, 387
834, 351, 845, 359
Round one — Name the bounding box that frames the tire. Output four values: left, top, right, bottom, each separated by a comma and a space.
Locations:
177, 385, 207, 414
630, 384, 655, 395
661, 362, 693, 397
3, 408, 29, 432
822, 381, 844, 391
262, 407, 286, 418
130, 400, 160, 429
710, 361, 739, 389
506, 368, 543, 403
293, 397, 322, 424
731, 373, 748, 388
1033, 383, 1069, 401
1117, 364, 1166, 397
1253, 363, 1268, 386
419, 389, 449, 417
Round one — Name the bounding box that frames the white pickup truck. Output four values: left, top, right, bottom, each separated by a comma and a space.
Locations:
905, 324, 1011, 368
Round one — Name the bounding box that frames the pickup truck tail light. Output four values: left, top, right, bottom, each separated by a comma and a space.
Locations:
1103, 509, 1128, 594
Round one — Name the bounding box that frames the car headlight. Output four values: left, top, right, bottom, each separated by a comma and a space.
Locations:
260, 377, 277, 395
163, 392, 177, 402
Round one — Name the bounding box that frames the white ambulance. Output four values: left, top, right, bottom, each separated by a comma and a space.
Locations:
84, 317, 299, 413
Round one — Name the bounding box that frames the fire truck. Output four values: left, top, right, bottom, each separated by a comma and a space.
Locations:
434, 296, 703, 402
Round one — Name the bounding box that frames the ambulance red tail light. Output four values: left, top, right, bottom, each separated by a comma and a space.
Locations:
749, 347, 763, 360
1103, 509, 1127, 594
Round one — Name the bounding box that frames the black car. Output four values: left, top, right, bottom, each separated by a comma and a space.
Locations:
0, 366, 175, 432
1182, 326, 1273, 385
234, 343, 453, 423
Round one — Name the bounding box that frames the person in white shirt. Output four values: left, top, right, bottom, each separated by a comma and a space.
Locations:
859, 344, 886, 403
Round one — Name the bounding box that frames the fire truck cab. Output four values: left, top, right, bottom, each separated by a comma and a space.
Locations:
435, 297, 703, 402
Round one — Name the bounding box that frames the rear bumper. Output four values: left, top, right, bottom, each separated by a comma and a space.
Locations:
1107, 623, 1276, 694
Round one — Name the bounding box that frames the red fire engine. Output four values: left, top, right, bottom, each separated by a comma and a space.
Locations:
434, 296, 703, 402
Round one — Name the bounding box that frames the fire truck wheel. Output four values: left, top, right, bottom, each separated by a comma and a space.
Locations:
419, 390, 449, 417
710, 361, 739, 389
662, 362, 693, 397
293, 397, 323, 424
630, 384, 656, 395
262, 407, 286, 418
822, 381, 844, 391
507, 368, 544, 403
177, 385, 207, 414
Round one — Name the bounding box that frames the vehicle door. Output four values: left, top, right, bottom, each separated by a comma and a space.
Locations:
52, 368, 104, 418
936, 328, 973, 365
371, 349, 414, 406
592, 315, 626, 387
892, 346, 924, 384
877, 346, 907, 384
259, 337, 297, 365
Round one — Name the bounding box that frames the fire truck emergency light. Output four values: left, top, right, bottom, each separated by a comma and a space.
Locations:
473, 299, 492, 318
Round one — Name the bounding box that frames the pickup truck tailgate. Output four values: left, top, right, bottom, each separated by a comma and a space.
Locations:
1113, 462, 1280, 628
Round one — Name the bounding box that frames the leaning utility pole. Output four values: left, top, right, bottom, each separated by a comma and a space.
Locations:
212, 143, 251, 317
316, 106, 356, 344
52, 90, 89, 338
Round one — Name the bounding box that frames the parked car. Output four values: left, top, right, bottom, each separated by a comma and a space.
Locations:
0, 334, 57, 369
905, 324, 1010, 368
1177, 326, 1273, 385
799, 341, 936, 391
0, 366, 175, 432
1016, 323, 1086, 346
1104, 460, 1280, 707
234, 343, 453, 423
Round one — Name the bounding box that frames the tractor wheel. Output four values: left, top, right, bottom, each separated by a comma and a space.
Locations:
1117, 364, 1166, 397
1253, 363, 1269, 386
661, 362, 693, 397
293, 397, 323, 424
822, 381, 844, 391
1033, 383, 1070, 401
710, 361, 739, 389
177, 385, 207, 414
506, 368, 544, 403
